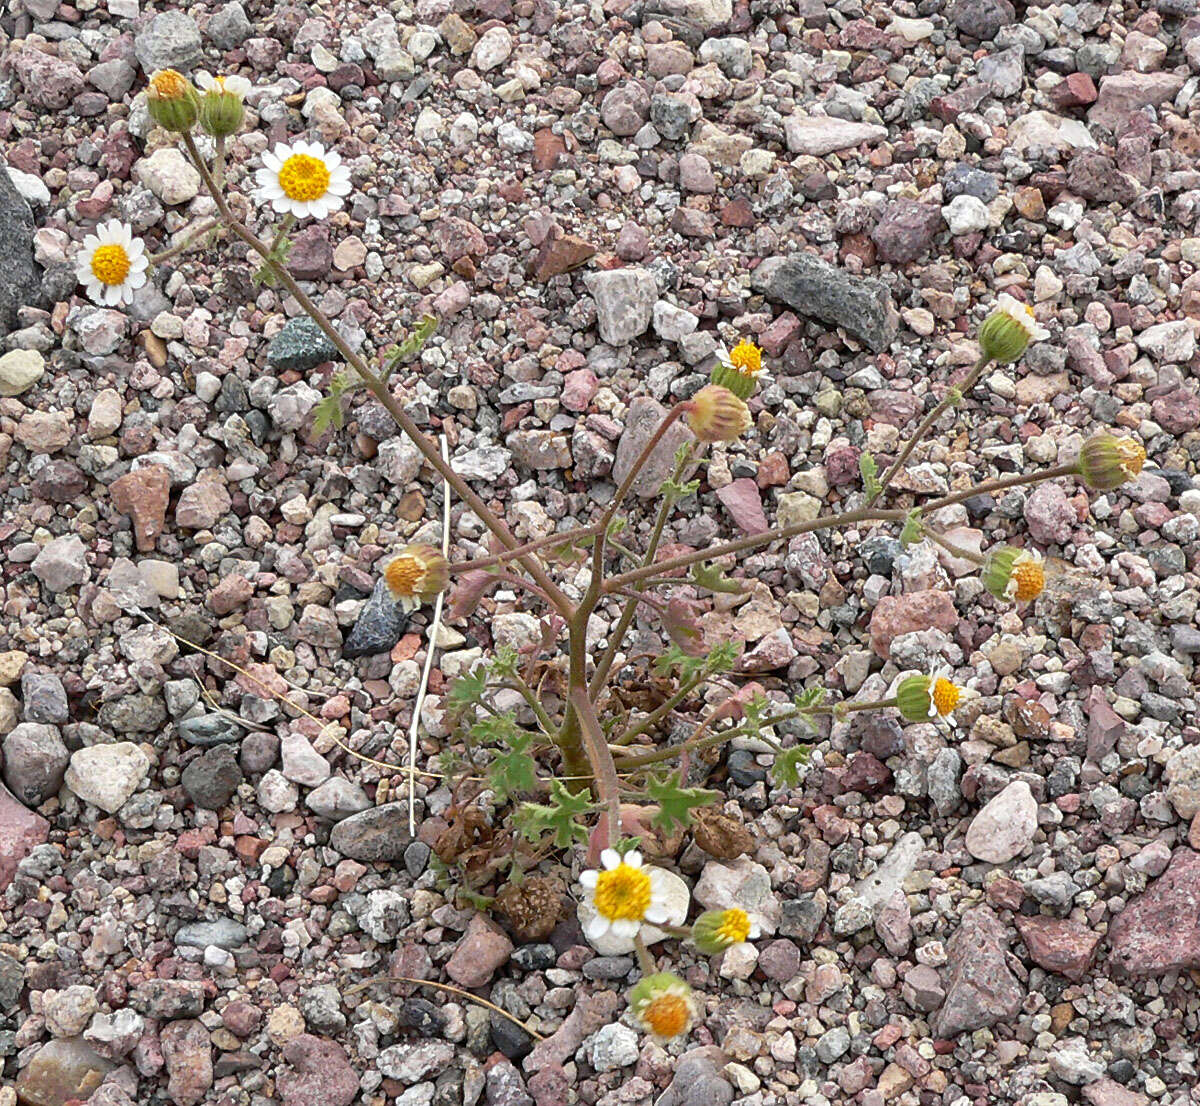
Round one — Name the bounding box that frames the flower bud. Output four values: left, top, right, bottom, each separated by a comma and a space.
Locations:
977, 293, 1049, 363
629, 972, 696, 1043
711, 338, 763, 400
383, 544, 450, 610
196, 72, 251, 137
684, 385, 751, 443
1077, 433, 1146, 491
146, 69, 200, 133
896, 669, 960, 723
982, 546, 1045, 604
692, 908, 757, 954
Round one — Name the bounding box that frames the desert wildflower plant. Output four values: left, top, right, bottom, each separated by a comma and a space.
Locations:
69, 74, 1154, 1048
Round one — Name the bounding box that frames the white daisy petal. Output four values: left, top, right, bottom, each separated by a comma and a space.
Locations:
579, 870, 598, 889
600, 848, 620, 870
644, 904, 669, 924
625, 850, 643, 869
583, 914, 611, 941
611, 918, 640, 939
196, 71, 214, 90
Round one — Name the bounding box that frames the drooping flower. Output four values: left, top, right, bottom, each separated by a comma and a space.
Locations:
382, 544, 449, 611
896, 668, 961, 724
712, 338, 764, 400
684, 384, 751, 443
255, 140, 352, 220
196, 72, 251, 137
982, 546, 1046, 604
629, 972, 697, 1043
1077, 433, 1146, 491
146, 68, 199, 132
692, 907, 760, 955
579, 848, 671, 943
75, 220, 149, 307
977, 292, 1050, 362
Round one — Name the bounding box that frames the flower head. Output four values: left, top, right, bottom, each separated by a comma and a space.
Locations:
255, 140, 351, 220
146, 69, 199, 132
692, 907, 760, 954
75, 220, 149, 307
196, 72, 251, 137
1077, 433, 1146, 491
712, 338, 764, 400
579, 847, 671, 943
982, 546, 1045, 604
896, 668, 961, 724
684, 384, 751, 443
629, 972, 697, 1044
978, 293, 1050, 363
382, 544, 449, 612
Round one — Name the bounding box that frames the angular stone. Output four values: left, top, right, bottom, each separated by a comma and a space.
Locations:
612, 396, 696, 499
342, 579, 409, 659
871, 201, 943, 264
868, 590, 958, 657
110, 465, 171, 553
1108, 848, 1200, 977
161, 1019, 213, 1106
784, 115, 888, 156
278, 1035, 360, 1106
582, 268, 657, 345
530, 233, 596, 281
751, 254, 898, 353
965, 780, 1038, 864
329, 802, 412, 861
14, 1038, 114, 1106
1015, 916, 1101, 981
0, 165, 44, 333
932, 906, 1023, 1038
1006, 110, 1097, 154
65, 742, 150, 814
0, 779, 49, 891
1088, 72, 1186, 131
445, 913, 514, 988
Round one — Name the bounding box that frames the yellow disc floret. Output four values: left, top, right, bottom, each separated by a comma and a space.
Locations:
384, 554, 424, 598
729, 339, 762, 377
715, 908, 752, 945
931, 677, 960, 717
593, 863, 652, 922
90, 244, 132, 286
641, 993, 692, 1039
278, 154, 332, 202
1010, 558, 1045, 602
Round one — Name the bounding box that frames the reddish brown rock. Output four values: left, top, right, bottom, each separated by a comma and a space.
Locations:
0, 779, 50, 891
932, 906, 1024, 1038
1049, 72, 1098, 109
715, 478, 768, 535
868, 590, 959, 657
277, 1034, 359, 1106
530, 233, 596, 281
445, 913, 513, 988
1015, 916, 1101, 981
110, 465, 171, 553
1108, 848, 1200, 977
532, 128, 566, 171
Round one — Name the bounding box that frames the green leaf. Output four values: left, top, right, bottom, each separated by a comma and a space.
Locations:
794, 685, 826, 713
381, 314, 439, 380
770, 745, 810, 789
446, 665, 488, 720
612, 836, 642, 858
489, 645, 521, 680
690, 560, 744, 595
250, 234, 294, 288
661, 475, 701, 500
899, 508, 924, 549
514, 780, 596, 848
647, 770, 719, 834
652, 640, 740, 683
487, 730, 537, 801
859, 451, 881, 499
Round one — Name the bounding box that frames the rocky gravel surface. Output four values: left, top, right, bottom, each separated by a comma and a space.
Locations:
1, 0, 1200, 1105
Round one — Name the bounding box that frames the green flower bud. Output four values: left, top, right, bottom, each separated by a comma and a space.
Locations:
146, 70, 199, 133
692, 908, 757, 954
196, 73, 252, 137
896, 670, 960, 723
977, 293, 1049, 363
982, 546, 1046, 604
711, 338, 763, 400
1077, 433, 1146, 491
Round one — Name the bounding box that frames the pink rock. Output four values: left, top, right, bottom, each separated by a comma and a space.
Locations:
1108, 848, 1200, 977
561, 368, 598, 412
110, 465, 171, 553
716, 478, 768, 535
1014, 916, 1100, 981
160, 1019, 212, 1106
0, 780, 49, 891
868, 590, 957, 657
208, 574, 254, 616
277, 1035, 359, 1106
758, 311, 802, 357
1088, 71, 1185, 131
1023, 482, 1074, 545
1084, 1079, 1150, 1106
433, 280, 471, 318
445, 913, 513, 988
175, 474, 232, 530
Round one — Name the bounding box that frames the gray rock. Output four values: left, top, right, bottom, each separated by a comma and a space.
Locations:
932, 906, 1024, 1038
206, 2, 253, 48
134, 11, 204, 73
751, 254, 898, 353
330, 802, 413, 861
174, 919, 250, 950
1, 723, 68, 806
834, 832, 925, 934
178, 715, 241, 746
650, 93, 693, 140
342, 578, 409, 658
267, 317, 340, 372
927, 748, 963, 816
22, 673, 69, 724
181, 745, 243, 810
655, 1046, 734, 1106
612, 396, 697, 499
815, 1025, 850, 1063
32, 535, 91, 593
306, 777, 371, 821
583, 268, 658, 345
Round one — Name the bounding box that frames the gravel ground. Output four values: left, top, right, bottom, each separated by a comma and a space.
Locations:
2, 0, 1200, 1105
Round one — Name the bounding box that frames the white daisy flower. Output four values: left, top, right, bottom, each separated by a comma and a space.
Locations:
995, 292, 1050, 343
255, 140, 351, 220
579, 848, 672, 943
926, 666, 961, 721
75, 220, 149, 307
195, 72, 252, 98
1004, 548, 1045, 602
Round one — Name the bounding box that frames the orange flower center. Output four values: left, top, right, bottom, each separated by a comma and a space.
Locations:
1011, 560, 1045, 602
1116, 439, 1146, 478
715, 908, 751, 945
593, 864, 651, 921
91, 244, 131, 286
932, 678, 960, 717
150, 69, 189, 99
642, 993, 691, 1039
278, 154, 331, 202
384, 555, 424, 598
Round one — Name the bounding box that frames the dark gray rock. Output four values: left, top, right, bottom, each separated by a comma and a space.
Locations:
342, 578, 409, 658
267, 317, 340, 372
181, 745, 243, 810
0, 166, 43, 333
952, 0, 1016, 40
1, 723, 68, 807
206, 2, 253, 49
329, 802, 412, 861
655, 1046, 734, 1106
751, 254, 898, 353
178, 715, 242, 746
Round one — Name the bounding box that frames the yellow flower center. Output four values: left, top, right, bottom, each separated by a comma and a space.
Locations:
278, 154, 331, 202
729, 339, 763, 377
150, 69, 189, 99
91, 244, 131, 286
1115, 439, 1146, 478
384, 555, 424, 598
715, 908, 751, 945
932, 678, 960, 717
1011, 560, 1045, 602
593, 864, 651, 922
641, 993, 691, 1039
